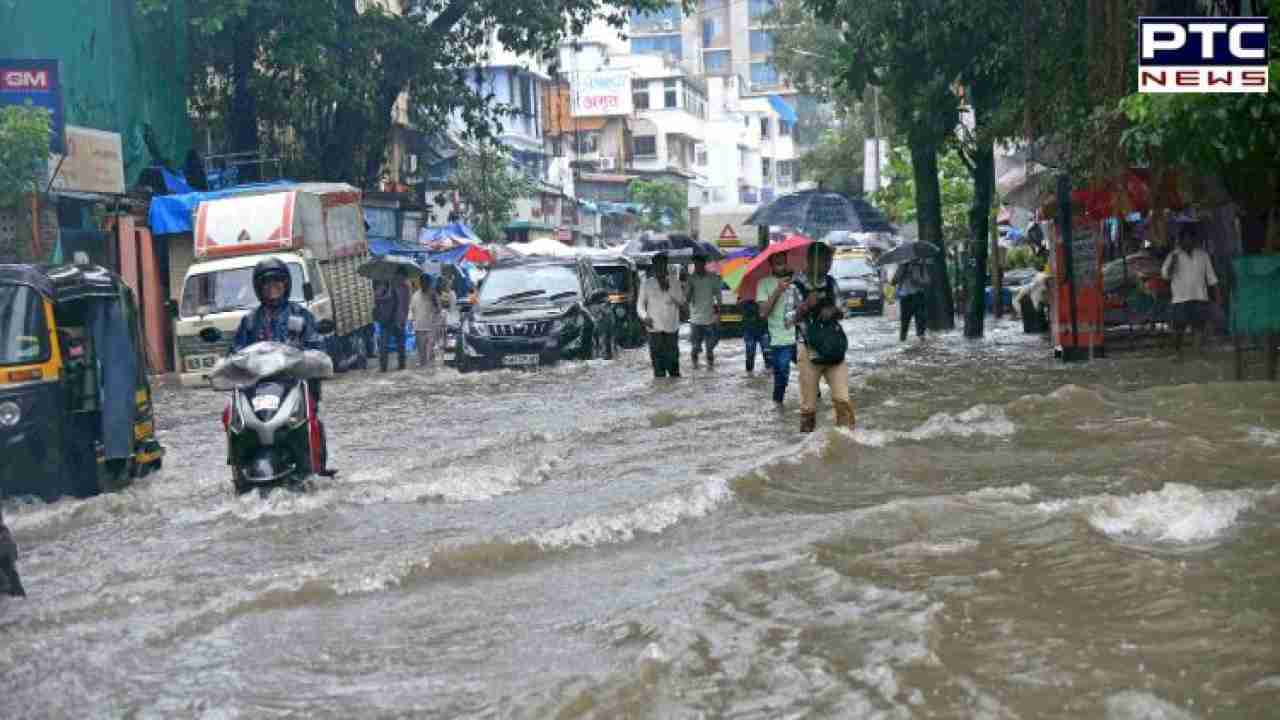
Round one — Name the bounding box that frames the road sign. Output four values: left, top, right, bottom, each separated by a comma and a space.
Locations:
719, 224, 738, 242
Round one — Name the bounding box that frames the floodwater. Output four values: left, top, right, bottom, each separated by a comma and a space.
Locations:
3, 316, 1279, 719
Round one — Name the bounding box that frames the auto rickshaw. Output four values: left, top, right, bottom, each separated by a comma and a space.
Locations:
0, 264, 164, 501
590, 256, 647, 349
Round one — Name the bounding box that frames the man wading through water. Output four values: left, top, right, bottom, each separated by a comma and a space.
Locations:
687, 252, 723, 369
1162, 225, 1222, 361
790, 242, 854, 432
638, 252, 686, 377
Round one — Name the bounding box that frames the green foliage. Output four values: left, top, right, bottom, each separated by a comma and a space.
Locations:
1005, 245, 1040, 270
629, 179, 688, 231
799, 121, 865, 197
872, 146, 974, 245
0, 106, 50, 208
449, 143, 540, 244
138, 0, 667, 187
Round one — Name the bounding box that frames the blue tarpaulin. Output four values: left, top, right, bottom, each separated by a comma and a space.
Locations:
768, 94, 798, 125
419, 222, 481, 244
160, 168, 193, 195
147, 181, 296, 235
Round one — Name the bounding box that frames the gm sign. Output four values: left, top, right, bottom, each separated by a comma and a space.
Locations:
0, 59, 65, 153
1139, 17, 1269, 93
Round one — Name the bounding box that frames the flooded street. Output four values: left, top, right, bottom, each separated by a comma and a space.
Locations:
3, 316, 1279, 719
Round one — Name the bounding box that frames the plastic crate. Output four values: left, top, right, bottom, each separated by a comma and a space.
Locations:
1231, 255, 1280, 336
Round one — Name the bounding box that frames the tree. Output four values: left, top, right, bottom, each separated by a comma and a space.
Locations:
0, 106, 50, 209
138, 0, 665, 188
798, 122, 865, 198
873, 146, 975, 247
448, 142, 539, 244
629, 179, 688, 231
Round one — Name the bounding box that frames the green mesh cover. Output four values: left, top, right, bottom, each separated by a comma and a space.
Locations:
1231, 255, 1280, 337
0, 0, 191, 187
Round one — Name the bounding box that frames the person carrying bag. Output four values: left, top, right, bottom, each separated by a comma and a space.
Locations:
788, 243, 854, 432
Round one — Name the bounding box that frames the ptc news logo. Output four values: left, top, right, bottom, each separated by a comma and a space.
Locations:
1139, 17, 1270, 93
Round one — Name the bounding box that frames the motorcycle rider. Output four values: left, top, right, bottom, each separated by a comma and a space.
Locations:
232, 257, 333, 475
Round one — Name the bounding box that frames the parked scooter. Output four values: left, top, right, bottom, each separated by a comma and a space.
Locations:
203, 319, 335, 494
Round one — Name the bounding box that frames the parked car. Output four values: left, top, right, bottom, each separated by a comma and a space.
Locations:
455, 257, 614, 372
832, 252, 885, 315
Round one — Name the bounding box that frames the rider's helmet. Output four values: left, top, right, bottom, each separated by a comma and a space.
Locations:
252, 257, 292, 307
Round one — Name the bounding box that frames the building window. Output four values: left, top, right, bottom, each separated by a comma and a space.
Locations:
633, 85, 650, 110
664, 79, 678, 108
750, 30, 773, 55
633, 135, 657, 158
520, 76, 533, 115
780, 120, 792, 136
702, 17, 727, 47
577, 130, 600, 155
696, 146, 707, 166
760, 117, 771, 139
703, 49, 731, 75
748, 0, 777, 20
778, 160, 794, 186
630, 4, 681, 34
682, 84, 706, 118
762, 158, 772, 181
631, 35, 683, 60
750, 62, 780, 88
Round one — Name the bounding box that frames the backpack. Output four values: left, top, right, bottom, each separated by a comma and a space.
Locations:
795, 275, 848, 366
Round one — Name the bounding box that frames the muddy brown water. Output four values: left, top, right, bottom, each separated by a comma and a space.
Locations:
2, 317, 1278, 719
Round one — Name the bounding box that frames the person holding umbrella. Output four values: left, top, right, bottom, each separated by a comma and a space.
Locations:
637, 252, 686, 378
790, 243, 854, 432
757, 252, 798, 406
374, 267, 412, 372
892, 259, 931, 342
410, 271, 443, 371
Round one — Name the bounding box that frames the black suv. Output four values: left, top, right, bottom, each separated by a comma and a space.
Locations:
456, 257, 615, 372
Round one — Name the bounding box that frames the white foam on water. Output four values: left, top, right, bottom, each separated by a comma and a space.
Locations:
966, 483, 1037, 503
1246, 426, 1280, 448
1037, 483, 1260, 545
1104, 690, 1200, 720
885, 538, 981, 558
853, 404, 1016, 447
344, 452, 564, 505
528, 477, 732, 550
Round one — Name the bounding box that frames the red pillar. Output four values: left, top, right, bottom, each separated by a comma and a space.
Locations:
117, 215, 139, 291
136, 227, 170, 373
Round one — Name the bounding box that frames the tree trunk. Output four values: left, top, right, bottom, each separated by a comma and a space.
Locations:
229, 16, 259, 181
909, 136, 955, 330
964, 76, 997, 338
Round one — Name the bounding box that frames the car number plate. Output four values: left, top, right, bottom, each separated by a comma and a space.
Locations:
847, 298, 864, 308
502, 354, 540, 367
252, 395, 281, 412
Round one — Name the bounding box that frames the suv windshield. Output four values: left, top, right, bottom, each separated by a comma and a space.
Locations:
0, 285, 49, 366
479, 266, 580, 304
180, 263, 305, 317
833, 257, 875, 278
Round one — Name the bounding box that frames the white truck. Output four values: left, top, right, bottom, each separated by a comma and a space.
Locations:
173, 183, 376, 387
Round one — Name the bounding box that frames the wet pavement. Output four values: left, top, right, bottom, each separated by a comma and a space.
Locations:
3, 316, 1279, 718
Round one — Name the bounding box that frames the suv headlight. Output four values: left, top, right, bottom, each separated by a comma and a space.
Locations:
0, 401, 20, 427
465, 318, 487, 336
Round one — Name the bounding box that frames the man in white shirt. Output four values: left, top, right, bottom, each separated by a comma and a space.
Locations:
686, 253, 723, 368
1161, 228, 1222, 359
637, 252, 686, 378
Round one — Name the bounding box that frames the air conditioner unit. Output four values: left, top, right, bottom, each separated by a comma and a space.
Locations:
598, 157, 617, 171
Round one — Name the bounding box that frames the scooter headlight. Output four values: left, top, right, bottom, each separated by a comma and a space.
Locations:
0, 401, 20, 427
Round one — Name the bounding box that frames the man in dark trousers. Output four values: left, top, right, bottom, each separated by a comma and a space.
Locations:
1, 506, 25, 597
637, 252, 686, 378
374, 268, 412, 372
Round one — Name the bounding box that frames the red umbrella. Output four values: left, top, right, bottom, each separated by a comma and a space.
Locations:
735, 234, 813, 302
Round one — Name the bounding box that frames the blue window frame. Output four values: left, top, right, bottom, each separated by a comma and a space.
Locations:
750, 30, 773, 55
703, 50, 731, 74
750, 62, 780, 88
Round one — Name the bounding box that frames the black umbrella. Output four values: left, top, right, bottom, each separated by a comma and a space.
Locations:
622, 232, 701, 257
877, 241, 941, 266
746, 189, 895, 235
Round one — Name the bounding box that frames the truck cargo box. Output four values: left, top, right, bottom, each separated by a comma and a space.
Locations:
194, 183, 366, 261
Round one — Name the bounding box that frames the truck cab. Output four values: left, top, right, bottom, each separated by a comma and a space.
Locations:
174, 251, 333, 386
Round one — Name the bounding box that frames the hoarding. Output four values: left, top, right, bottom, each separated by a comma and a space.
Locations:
48, 126, 125, 195
572, 70, 632, 117
0, 59, 65, 153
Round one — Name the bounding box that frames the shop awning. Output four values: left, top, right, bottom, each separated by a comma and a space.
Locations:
768, 95, 798, 125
